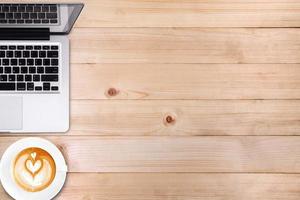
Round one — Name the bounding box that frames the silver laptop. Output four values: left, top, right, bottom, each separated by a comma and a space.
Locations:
0, 3, 84, 132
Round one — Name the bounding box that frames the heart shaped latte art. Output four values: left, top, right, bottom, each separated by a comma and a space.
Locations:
25, 158, 43, 177
13, 147, 56, 192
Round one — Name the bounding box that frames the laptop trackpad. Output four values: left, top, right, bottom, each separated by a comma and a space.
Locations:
0, 97, 22, 130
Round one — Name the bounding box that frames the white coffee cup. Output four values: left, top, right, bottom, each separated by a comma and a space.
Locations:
0, 137, 67, 200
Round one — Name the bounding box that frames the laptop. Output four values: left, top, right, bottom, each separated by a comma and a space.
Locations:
0, 3, 84, 132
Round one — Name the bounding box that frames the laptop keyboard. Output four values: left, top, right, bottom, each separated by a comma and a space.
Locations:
0, 4, 58, 24
0, 44, 60, 92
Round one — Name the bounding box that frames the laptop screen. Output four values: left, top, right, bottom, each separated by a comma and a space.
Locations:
0, 3, 84, 34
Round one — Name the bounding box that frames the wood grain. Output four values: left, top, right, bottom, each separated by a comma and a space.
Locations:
70, 28, 300, 64
2, 173, 300, 200
1, 1, 300, 199
53, 173, 300, 200
71, 63, 300, 100
74, 0, 300, 28
1, 136, 300, 173
5, 0, 300, 28
70, 100, 300, 136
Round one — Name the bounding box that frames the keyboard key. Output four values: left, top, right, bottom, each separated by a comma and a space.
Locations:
31, 51, 38, 57
43, 83, 50, 90
15, 51, 22, 57
42, 6, 49, 12
25, 19, 32, 23
51, 59, 58, 65
8, 19, 16, 24
38, 13, 45, 19
34, 46, 41, 50
47, 51, 58, 58
8, 75, 15, 81
2, 6, 9, 12
30, 13, 37, 19
23, 51, 30, 57
42, 46, 50, 50
0, 51, 5, 57
33, 19, 41, 23
3, 59, 9, 65
17, 75, 23, 81
17, 20, 24, 24
49, 6, 57, 12
41, 75, 58, 82
51, 86, 58, 91
33, 75, 40, 81
0, 83, 15, 90
6, 51, 13, 57
22, 13, 29, 19
46, 13, 57, 19
25, 75, 32, 81
4, 67, 11, 73
35, 86, 42, 91
17, 83, 25, 90
18, 6, 26, 12
11, 59, 17, 65
34, 6, 41, 12
50, 19, 58, 24
27, 59, 34, 65
10, 6, 17, 12
0, 75, 7, 81
35, 59, 42, 65
29, 67, 36, 73
19, 59, 25, 65
39, 51, 46, 57
26, 46, 33, 50
12, 67, 19, 73
14, 13, 21, 19
43, 59, 50, 65
37, 67, 44, 73
26, 6, 34, 12
45, 67, 58, 73
27, 82, 34, 91
21, 67, 28, 73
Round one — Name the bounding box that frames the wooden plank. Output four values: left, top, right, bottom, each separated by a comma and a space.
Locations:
71, 63, 300, 100
70, 100, 300, 136
70, 28, 300, 64
1, 136, 300, 173
4, 0, 300, 28
2, 173, 300, 200
51, 173, 300, 200
75, 0, 300, 28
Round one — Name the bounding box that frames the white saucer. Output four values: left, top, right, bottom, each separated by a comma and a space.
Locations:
0, 137, 68, 200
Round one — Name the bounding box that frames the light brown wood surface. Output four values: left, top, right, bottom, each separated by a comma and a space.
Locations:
1, 136, 300, 173
1, 0, 300, 199
71, 64, 300, 99
69, 100, 300, 136
70, 28, 300, 64
2, 173, 300, 200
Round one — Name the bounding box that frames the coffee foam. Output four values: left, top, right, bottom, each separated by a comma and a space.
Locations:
13, 147, 56, 192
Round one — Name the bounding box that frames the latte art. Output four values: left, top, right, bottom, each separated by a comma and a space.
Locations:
13, 148, 56, 192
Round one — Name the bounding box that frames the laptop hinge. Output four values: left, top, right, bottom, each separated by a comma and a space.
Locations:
0, 28, 50, 40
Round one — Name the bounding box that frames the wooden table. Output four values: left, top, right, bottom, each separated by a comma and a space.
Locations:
2, 0, 300, 199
